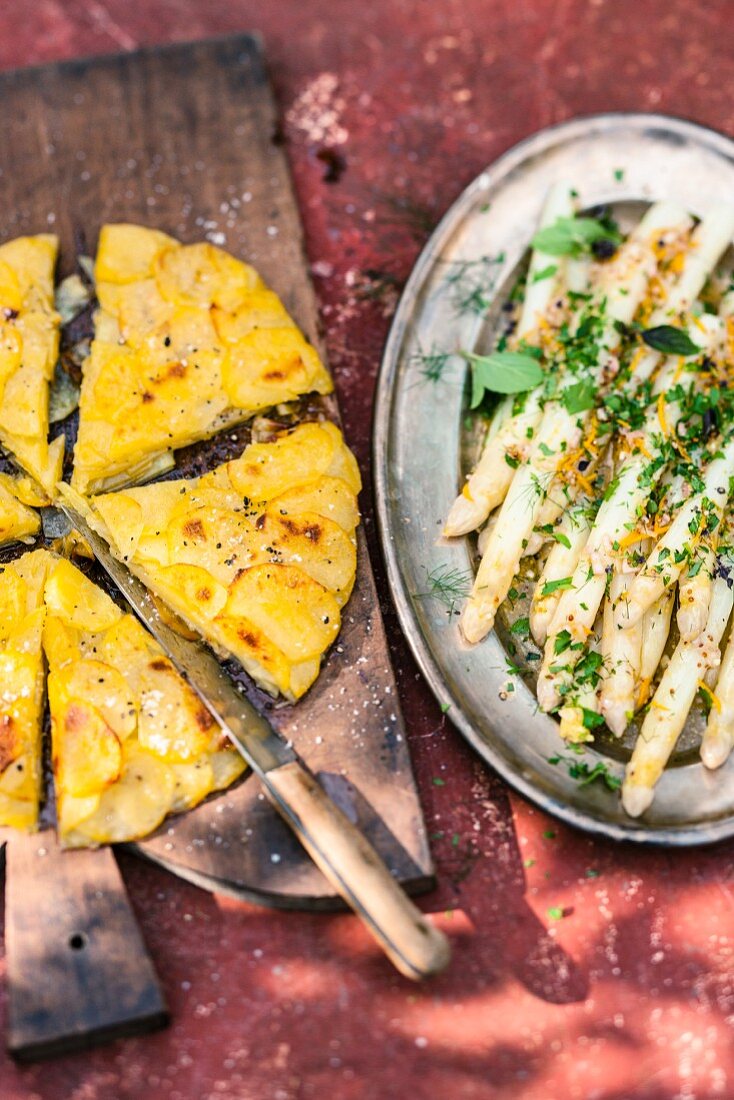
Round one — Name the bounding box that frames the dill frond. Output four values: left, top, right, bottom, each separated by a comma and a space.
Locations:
414, 564, 473, 617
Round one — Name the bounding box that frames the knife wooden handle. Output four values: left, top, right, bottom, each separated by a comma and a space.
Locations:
264, 760, 450, 980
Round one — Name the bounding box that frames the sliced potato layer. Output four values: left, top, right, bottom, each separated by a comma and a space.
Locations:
74, 420, 361, 700
72, 225, 333, 494
0, 235, 63, 494
0, 550, 51, 830
43, 556, 245, 848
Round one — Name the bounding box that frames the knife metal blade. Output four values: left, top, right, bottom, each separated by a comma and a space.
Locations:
58, 502, 293, 778
56, 500, 451, 980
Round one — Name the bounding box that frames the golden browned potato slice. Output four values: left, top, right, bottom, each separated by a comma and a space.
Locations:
43, 557, 244, 848
0, 472, 41, 546
72, 225, 334, 494
0, 236, 63, 495
69, 421, 361, 701
0, 549, 53, 831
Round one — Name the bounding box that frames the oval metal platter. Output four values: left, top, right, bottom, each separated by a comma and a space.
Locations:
374, 112, 734, 845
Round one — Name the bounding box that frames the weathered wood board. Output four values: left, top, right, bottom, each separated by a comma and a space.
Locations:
5, 829, 167, 1061
0, 33, 432, 1045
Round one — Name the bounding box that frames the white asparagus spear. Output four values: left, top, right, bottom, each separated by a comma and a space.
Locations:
558, 625, 603, 743
444, 183, 577, 538
600, 559, 647, 737
620, 475, 691, 704
537, 457, 662, 710
524, 210, 730, 559
444, 391, 543, 537
616, 438, 734, 629
524, 215, 713, 562
619, 211, 734, 393
701, 673, 734, 769
622, 572, 734, 816
538, 313, 724, 710
525, 442, 605, 557
565, 255, 595, 296
637, 589, 676, 708
701, 587, 734, 769
519, 182, 577, 335
476, 512, 499, 556
677, 534, 719, 643
530, 504, 594, 645
699, 517, 734, 765
661, 204, 734, 316
525, 491, 571, 559
538, 206, 734, 686
461, 202, 690, 645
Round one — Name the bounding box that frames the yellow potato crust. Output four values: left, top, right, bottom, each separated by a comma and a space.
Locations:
72, 225, 333, 494
75, 421, 361, 701
0, 235, 63, 495
43, 556, 245, 847
0, 550, 51, 831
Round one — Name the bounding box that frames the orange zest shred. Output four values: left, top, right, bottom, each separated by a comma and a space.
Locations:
657, 392, 668, 435
669, 250, 686, 275
698, 680, 722, 712
618, 529, 645, 550
575, 471, 594, 495
557, 446, 583, 477
636, 677, 652, 709
726, 317, 734, 358
583, 417, 600, 456
650, 698, 671, 712
628, 348, 645, 375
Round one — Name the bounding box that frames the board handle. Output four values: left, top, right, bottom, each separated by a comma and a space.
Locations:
4, 830, 168, 1060
264, 760, 450, 980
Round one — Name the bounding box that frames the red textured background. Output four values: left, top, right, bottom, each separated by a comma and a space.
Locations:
3, 2, 734, 1098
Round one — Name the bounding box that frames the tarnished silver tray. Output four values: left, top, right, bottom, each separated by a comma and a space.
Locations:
374, 112, 734, 844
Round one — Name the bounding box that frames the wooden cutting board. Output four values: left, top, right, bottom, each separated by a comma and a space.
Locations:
0, 33, 433, 1057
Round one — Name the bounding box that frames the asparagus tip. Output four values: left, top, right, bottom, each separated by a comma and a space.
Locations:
621, 782, 654, 818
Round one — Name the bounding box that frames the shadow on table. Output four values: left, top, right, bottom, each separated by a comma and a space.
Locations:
418, 757, 589, 1006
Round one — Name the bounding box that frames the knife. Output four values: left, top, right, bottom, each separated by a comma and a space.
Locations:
57, 501, 450, 980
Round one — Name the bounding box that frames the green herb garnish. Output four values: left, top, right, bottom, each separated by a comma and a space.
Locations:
641, 325, 700, 356
414, 565, 472, 617
445, 253, 506, 315
541, 576, 573, 596
562, 378, 596, 415
532, 216, 620, 258
581, 708, 606, 731
463, 351, 544, 407
548, 748, 621, 789
531, 263, 558, 284
410, 343, 452, 384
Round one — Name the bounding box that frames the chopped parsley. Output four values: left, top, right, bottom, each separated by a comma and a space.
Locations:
532, 215, 621, 258
541, 576, 573, 596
